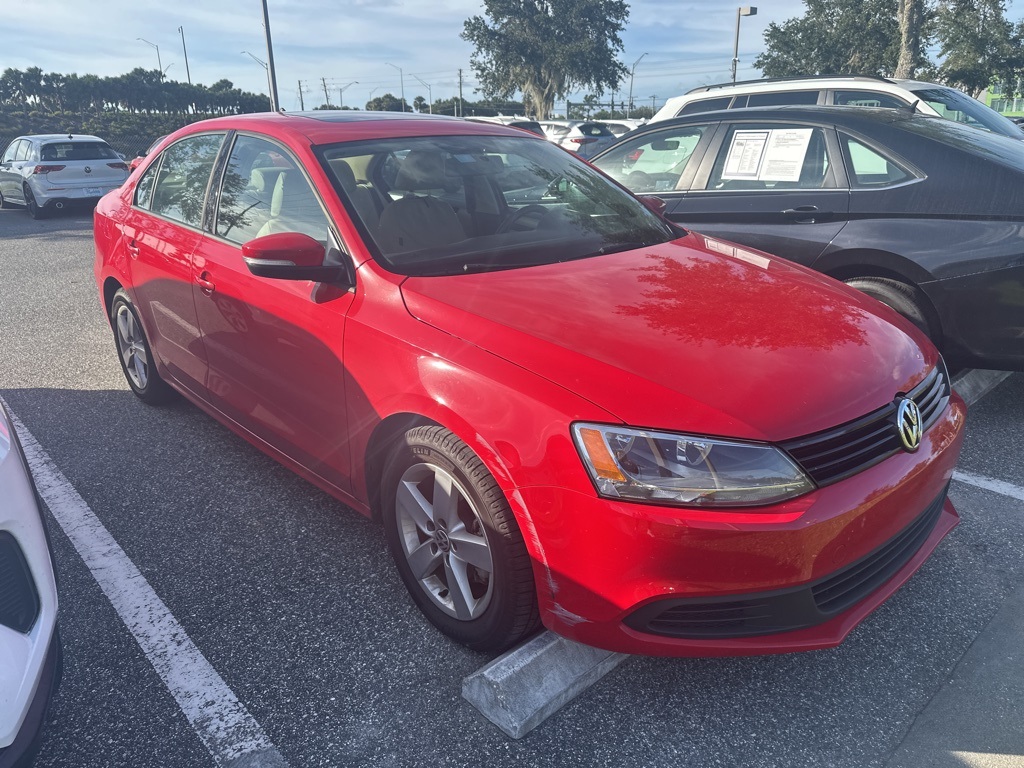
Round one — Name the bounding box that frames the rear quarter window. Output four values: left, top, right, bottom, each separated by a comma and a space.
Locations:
746, 90, 820, 107
677, 97, 731, 116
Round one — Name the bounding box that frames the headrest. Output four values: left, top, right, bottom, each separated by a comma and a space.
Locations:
250, 167, 285, 194
329, 159, 358, 190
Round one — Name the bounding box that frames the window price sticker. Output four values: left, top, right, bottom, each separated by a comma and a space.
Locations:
722, 128, 814, 182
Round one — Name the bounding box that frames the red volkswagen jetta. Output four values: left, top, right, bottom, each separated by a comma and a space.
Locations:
93, 112, 965, 656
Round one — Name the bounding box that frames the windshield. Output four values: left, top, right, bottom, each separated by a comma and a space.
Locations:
909, 86, 1023, 139
319, 135, 677, 276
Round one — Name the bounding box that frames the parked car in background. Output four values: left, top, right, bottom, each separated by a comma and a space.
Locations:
536, 119, 618, 158
650, 76, 1024, 141
95, 110, 965, 657
0, 134, 129, 218
0, 400, 61, 768
600, 118, 647, 137
129, 134, 168, 171
593, 105, 1024, 371
463, 116, 545, 136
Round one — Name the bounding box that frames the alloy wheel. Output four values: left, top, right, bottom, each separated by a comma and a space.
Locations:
394, 462, 494, 620
115, 304, 149, 390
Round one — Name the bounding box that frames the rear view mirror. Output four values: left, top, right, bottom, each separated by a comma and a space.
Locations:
651, 139, 679, 151
242, 232, 348, 283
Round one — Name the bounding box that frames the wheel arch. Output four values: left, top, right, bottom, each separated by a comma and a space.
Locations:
817, 248, 944, 345
102, 276, 124, 319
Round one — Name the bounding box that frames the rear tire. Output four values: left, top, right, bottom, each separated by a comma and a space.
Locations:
24, 186, 46, 219
844, 276, 936, 342
382, 425, 540, 652
110, 289, 176, 405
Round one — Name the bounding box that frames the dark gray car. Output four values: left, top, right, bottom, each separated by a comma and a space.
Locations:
592, 105, 1024, 372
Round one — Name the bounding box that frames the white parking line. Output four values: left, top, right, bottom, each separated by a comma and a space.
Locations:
4, 402, 287, 768
953, 470, 1024, 503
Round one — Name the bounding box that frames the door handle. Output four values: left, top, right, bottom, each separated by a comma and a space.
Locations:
781, 206, 831, 223
126, 239, 140, 257
196, 271, 216, 293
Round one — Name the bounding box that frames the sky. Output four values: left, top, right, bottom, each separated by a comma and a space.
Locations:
2, 0, 1021, 113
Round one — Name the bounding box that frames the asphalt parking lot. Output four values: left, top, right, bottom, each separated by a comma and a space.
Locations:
2, 207, 1023, 768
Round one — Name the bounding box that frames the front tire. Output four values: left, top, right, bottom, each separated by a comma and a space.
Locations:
110, 289, 175, 404
844, 276, 937, 342
382, 426, 539, 652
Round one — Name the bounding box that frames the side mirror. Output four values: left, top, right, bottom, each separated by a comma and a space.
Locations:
242, 232, 349, 283
638, 195, 667, 217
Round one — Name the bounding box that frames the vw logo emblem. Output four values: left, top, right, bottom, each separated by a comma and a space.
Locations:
896, 398, 922, 452
84, 166, 92, 173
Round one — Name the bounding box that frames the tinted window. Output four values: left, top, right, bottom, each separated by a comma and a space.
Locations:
150, 133, 225, 228
593, 125, 710, 193
578, 123, 615, 137
833, 90, 907, 109
841, 135, 911, 187
909, 85, 1023, 139
40, 141, 118, 161
216, 134, 330, 245
706, 124, 834, 190
134, 161, 159, 209
677, 97, 731, 116
746, 90, 820, 107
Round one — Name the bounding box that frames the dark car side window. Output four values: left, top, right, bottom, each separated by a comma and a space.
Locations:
706, 124, 836, 191
746, 90, 820, 107
149, 133, 226, 229
134, 161, 159, 209
594, 125, 710, 193
215, 134, 330, 246
841, 135, 912, 187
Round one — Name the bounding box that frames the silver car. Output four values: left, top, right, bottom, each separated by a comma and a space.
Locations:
0, 400, 60, 766
0, 134, 129, 218
537, 120, 618, 159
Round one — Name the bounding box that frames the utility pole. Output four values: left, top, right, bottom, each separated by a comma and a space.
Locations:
260, 0, 281, 111
732, 6, 757, 83
321, 77, 331, 108
386, 62, 406, 112
178, 26, 192, 85
411, 75, 432, 113
458, 69, 464, 117
297, 80, 305, 110
627, 53, 647, 118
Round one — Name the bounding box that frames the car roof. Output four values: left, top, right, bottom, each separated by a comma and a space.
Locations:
16, 133, 107, 143
683, 74, 900, 95
165, 110, 537, 147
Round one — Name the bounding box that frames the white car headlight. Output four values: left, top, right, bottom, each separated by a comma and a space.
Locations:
572, 423, 814, 507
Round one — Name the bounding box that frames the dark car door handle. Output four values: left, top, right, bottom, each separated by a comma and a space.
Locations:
781, 206, 830, 223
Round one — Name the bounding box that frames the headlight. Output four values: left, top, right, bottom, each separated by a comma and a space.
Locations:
572, 423, 814, 507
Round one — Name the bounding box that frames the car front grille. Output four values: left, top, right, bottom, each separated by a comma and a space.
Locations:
624, 486, 948, 639
0, 531, 40, 634
780, 364, 950, 487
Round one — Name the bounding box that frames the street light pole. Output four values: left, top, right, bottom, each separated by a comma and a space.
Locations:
137, 37, 162, 74
411, 74, 432, 113
386, 62, 406, 112
241, 51, 273, 106
260, 0, 281, 111
627, 52, 648, 118
732, 6, 757, 83
178, 26, 192, 85
338, 80, 358, 109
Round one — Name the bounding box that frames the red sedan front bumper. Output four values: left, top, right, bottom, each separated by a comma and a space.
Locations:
516, 392, 966, 656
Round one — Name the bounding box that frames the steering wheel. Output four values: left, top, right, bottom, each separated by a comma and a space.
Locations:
624, 170, 655, 192
497, 204, 550, 234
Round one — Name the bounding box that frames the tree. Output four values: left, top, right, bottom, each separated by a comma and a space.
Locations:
935, 0, 1023, 96
365, 92, 410, 112
754, 0, 903, 77
413, 95, 427, 113
895, 0, 929, 77
462, 0, 629, 119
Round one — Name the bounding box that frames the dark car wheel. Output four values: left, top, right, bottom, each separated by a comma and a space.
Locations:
382, 425, 540, 652
844, 277, 937, 342
110, 289, 175, 404
23, 186, 47, 219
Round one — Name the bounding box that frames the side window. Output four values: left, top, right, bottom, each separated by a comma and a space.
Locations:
706, 124, 835, 191
216, 134, 329, 245
14, 141, 31, 162
746, 90, 820, 107
134, 160, 160, 209
841, 135, 911, 187
833, 90, 908, 109
677, 97, 731, 116
594, 125, 710, 193
2, 141, 20, 163
150, 133, 225, 228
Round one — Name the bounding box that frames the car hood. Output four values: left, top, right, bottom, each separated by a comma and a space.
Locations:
400, 233, 932, 441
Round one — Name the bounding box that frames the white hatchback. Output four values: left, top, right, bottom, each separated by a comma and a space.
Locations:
0, 134, 129, 218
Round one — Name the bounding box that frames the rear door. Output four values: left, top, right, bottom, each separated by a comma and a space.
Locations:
667, 120, 851, 266
120, 132, 226, 395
